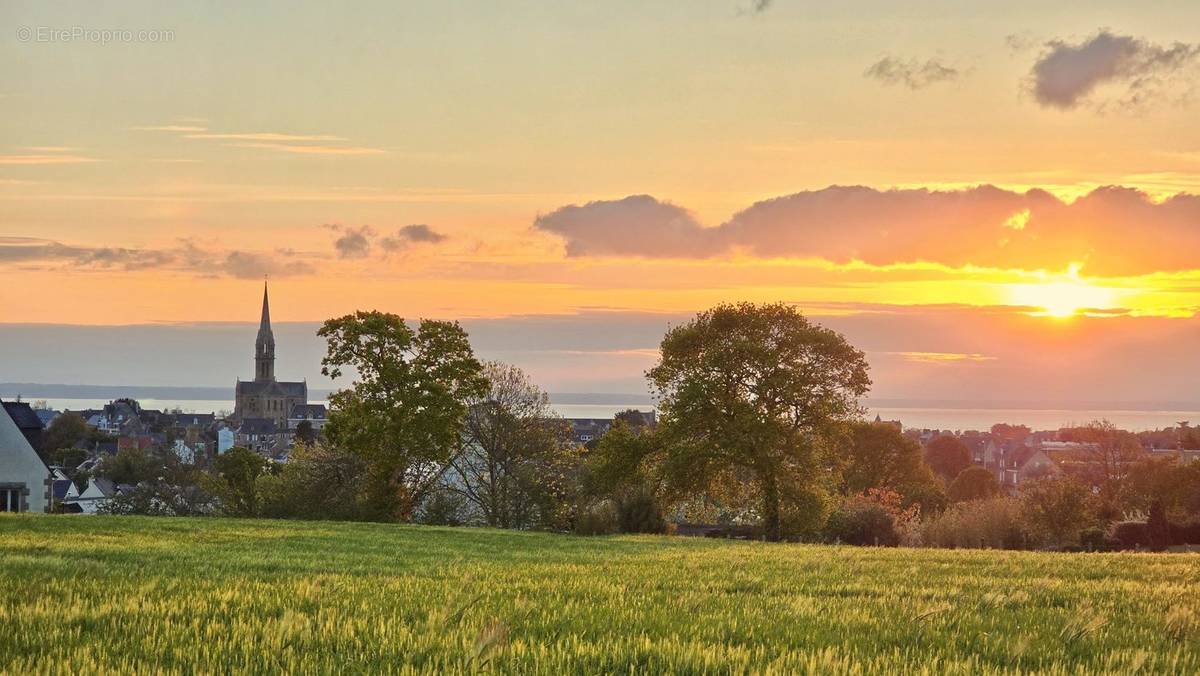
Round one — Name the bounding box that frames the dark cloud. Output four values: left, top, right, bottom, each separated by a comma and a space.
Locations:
534, 185, 1200, 276
0, 236, 313, 278
219, 251, 315, 279
864, 56, 960, 89
534, 195, 725, 258
0, 237, 178, 270
381, 224, 447, 251
1029, 30, 1200, 109
748, 0, 771, 13
328, 224, 374, 259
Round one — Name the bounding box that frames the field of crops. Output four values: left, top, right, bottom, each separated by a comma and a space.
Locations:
1, 515, 1197, 674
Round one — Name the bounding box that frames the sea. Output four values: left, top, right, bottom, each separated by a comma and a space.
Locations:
16, 397, 1200, 432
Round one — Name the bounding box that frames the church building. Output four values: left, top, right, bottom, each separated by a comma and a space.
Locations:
233, 283, 308, 425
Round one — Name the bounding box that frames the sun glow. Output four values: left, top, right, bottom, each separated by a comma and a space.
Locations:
1006, 264, 1119, 318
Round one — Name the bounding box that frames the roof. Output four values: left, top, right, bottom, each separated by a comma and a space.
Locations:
2, 401, 44, 432
169, 412, 216, 427
34, 409, 59, 426
52, 478, 73, 499
236, 380, 307, 398
289, 403, 327, 419
239, 418, 278, 435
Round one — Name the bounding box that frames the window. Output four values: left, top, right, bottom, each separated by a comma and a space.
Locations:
0, 486, 23, 512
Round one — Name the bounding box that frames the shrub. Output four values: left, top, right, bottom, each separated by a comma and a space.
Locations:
1169, 520, 1200, 545
416, 488, 475, 527
1147, 501, 1171, 551
1019, 477, 1097, 550
615, 488, 666, 534
947, 466, 1001, 503
1110, 521, 1150, 550
1078, 527, 1112, 552
825, 503, 899, 546
574, 501, 618, 535
920, 497, 1027, 549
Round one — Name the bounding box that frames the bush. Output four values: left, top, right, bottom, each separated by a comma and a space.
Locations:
256, 443, 370, 521
416, 488, 475, 526
1147, 501, 1171, 551
1169, 520, 1200, 545
1019, 477, 1097, 550
947, 466, 1001, 503
1078, 527, 1113, 552
574, 501, 618, 535
920, 497, 1028, 549
1110, 521, 1150, 550
615, 488, 666, 534
825, 503, 899, 546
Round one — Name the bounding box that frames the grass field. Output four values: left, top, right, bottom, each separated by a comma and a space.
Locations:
2, 516, 1198, 674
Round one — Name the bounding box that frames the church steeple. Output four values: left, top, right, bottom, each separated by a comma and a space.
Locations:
255, 281, 276, 382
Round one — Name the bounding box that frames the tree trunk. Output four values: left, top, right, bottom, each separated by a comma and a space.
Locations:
760, 473, 782, 542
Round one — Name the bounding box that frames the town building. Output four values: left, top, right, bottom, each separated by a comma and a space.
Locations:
0, 398, 51, 512
233, 282, 308, 426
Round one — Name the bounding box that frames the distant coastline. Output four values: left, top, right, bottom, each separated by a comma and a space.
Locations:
4, 382, 1200, 413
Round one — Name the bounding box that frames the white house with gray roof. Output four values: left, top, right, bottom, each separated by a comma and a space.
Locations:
0, 399, 51, 513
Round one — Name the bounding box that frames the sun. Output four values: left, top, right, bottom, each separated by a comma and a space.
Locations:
1006, 265, 1118, 318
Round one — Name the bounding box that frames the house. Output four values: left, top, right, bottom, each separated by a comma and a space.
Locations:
998, 446, 1061, 487
0, 398, 51, 512
236, 418, 281, 454
3, 400, 45, 455
288, 403, 328, 432
34, 408, 60, 428
65, 477, 131, 515
216, 426, 235, 454
568, 411, 657, 444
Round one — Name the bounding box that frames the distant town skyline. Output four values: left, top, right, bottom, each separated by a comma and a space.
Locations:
4, 2, 1200, 404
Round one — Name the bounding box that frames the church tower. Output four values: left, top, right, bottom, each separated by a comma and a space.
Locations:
255, 281, 276, 382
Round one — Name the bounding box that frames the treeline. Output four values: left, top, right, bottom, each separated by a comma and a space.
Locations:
75, 304, 1200, 551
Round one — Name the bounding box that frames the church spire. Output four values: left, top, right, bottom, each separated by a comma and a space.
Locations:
260, 279, 271, 329
254, 281, 276, 382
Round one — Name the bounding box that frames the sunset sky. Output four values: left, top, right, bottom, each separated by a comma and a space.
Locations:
3, 1, 1200, 404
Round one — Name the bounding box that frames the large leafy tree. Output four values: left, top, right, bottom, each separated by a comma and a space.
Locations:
445, 362, 574, 529
924, 436, 972, 483
648, 303, 870, 541
840, 421, 945, 512
319, 311, 488, 520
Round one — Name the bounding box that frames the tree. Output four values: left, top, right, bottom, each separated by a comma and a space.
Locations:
257, 442, 368, 521
206, 446, 270, 516
1120, 457, 1200, 521
840, 421, 944, 512
1064, 420, 1145, 505
991, 423, 1031, 441
947, 466, 1001, 502
924, 436, 971, 483
319, 311, 488, 520
43, 413, 91, 453
294, 419, 317, 445
97, 446, 163, 485
1019, 476, 1096, 549
445, 362, 575, 529
1147, 500, 1171, 552
647, 303, 870, 542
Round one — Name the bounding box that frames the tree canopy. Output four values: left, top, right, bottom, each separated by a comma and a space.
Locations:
647, 303, 870, 541
924, 436, 972, 483
319, 311, 487, 520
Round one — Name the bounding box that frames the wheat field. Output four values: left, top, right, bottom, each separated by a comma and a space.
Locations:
1, 515, 1197, 674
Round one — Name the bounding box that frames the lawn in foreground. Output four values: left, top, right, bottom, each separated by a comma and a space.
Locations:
1, 516, 1197, 674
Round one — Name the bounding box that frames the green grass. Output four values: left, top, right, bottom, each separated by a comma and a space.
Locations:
2, 515, 1198, 674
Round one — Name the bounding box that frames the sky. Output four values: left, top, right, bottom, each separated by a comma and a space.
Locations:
3, 1, 1200, 405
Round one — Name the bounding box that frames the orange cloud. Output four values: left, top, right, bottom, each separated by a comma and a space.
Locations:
535, 185, 1200, 276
